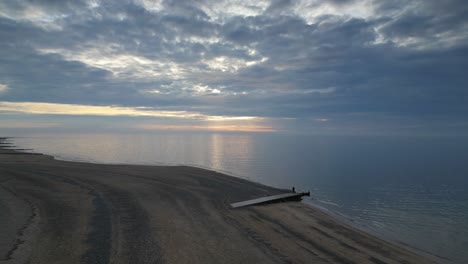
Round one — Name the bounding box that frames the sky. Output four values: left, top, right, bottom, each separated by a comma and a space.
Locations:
0, 0, 467, 135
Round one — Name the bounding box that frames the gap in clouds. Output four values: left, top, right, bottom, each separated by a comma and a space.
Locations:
0, 101, 275, 133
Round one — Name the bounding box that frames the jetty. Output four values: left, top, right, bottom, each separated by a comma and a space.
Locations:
231, 191, 310, 208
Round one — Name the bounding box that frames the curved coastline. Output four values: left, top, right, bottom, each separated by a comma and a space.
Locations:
0, 137, 438, 264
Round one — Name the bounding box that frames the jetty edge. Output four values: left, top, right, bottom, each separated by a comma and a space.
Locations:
230, 191, 310, 208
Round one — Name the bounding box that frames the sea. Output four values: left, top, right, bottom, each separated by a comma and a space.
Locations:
6, 132, 468, 263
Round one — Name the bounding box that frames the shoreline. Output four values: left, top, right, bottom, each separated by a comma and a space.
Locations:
0, 137, 438, 263
1, 138, 443, 261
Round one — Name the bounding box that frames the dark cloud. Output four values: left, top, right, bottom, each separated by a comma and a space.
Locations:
327, 0, 355, 5
377, 0, 468, 46
265, 0, 294, 14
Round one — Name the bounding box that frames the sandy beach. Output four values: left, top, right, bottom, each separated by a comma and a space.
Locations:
0, 138, 434, 264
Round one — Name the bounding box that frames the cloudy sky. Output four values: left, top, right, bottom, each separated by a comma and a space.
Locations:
0, 0, 467, 134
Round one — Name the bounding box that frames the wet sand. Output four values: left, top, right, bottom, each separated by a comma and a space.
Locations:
0, 138, 435, 264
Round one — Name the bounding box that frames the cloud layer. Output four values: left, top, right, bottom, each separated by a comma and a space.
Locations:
0, 0, 467, 133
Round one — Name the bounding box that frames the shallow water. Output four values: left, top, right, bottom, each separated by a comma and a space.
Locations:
8, 133, 468, 263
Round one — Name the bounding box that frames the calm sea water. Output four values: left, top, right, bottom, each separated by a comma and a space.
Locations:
8, 133, 468, 263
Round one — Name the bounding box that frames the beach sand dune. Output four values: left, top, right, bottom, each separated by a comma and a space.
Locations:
0, 145, 434, 264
